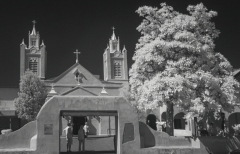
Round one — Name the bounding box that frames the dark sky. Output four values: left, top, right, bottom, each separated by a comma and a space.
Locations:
0, 0, 239, 87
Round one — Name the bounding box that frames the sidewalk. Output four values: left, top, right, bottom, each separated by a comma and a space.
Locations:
60, 136, 115, 153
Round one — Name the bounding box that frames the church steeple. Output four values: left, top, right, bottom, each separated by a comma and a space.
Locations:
28, 20, 40, 49
103, 27, 128, 83
109, 26, 119, 53
31, 20, 37, 35
20, 21, 47, 80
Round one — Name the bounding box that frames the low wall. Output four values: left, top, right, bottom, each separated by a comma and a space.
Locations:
139, 121, 240, 154
0, 121, 36, 149
139, 122, 192, 147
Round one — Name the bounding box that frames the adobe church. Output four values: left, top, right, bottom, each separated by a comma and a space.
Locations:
2, 21, 240, 138
0, 21, 128, 135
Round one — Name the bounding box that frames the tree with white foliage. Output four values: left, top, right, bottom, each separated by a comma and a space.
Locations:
14, 70, 47, 121
129, 3, 239, 135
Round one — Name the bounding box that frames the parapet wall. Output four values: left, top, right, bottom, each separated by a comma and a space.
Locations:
0, 121, 36, 149
36, 96, 140, 154
139, 121, 192, 147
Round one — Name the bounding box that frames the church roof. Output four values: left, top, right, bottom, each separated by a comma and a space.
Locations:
60, 86, 98, 96
45, 63, 79, 82
233, 68, 240, 77
44, 62, 103, 85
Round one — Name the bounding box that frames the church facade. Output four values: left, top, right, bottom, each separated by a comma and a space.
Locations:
2, 21, 240, 137
0, 22, 128, 135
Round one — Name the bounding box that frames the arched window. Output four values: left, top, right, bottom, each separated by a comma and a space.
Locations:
29, 58, 38, 74
161, 112, 166, 122
174, 112, 185, 129
114, 61, 121, 77
228, 112, 240, 135
146, 114, 157, 130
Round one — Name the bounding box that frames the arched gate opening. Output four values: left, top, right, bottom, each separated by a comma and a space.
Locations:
60, 110, 118, 154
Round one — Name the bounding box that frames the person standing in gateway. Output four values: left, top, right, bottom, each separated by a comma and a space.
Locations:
78, 125, 85, 153
83, 122, 89, 137
63, 123, 73, 152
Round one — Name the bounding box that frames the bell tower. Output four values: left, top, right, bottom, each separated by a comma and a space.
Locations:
103, 27, 128, 83
20, 21, 47, 79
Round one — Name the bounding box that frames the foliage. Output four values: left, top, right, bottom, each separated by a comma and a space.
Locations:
14, 70, 47, 121
119, 83, 140, 112
119, 83, 148, 121
129, 3, 239, 117
119, 83, 132, 102
232, 124, 240, 135
197, 110, 225, 136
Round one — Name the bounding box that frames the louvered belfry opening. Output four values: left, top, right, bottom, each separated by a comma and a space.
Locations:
29, 58, 38, 74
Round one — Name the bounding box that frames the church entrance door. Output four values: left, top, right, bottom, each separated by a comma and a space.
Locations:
72, 116, 86, 135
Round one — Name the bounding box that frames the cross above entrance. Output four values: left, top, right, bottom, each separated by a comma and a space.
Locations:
76, 74, 81, 86
73, 49, 81, 63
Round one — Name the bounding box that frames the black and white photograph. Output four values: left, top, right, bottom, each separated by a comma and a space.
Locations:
0, 0, 240, 154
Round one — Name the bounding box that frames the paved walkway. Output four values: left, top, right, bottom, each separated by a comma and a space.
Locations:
60, 151, 115, 154
60, 136, 115, 153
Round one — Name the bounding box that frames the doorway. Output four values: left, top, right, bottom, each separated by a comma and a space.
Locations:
174, 112, 185, 129
228, 112, 240, 135
72, 116, 86, 135
146, 114, 157, 130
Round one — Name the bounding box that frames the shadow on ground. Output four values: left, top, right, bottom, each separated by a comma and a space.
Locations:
60, 151, 115, 154
60, 136, 115, 154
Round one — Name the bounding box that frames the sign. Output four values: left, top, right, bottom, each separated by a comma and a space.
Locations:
44, 124, 53, 135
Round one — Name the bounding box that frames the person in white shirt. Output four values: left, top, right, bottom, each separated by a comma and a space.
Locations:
83, 122, 89, 138
63, 123, 73, 152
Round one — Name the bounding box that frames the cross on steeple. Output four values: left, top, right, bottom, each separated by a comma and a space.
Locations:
73, 49, 81, 63
32, 20, 36, 25
111, 26, 116, 40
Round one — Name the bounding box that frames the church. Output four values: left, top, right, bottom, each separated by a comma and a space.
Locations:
0, 21, 128, 136
2, 21, 240, 137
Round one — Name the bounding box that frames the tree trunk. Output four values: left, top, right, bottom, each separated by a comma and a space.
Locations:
166, 102, 174, 136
